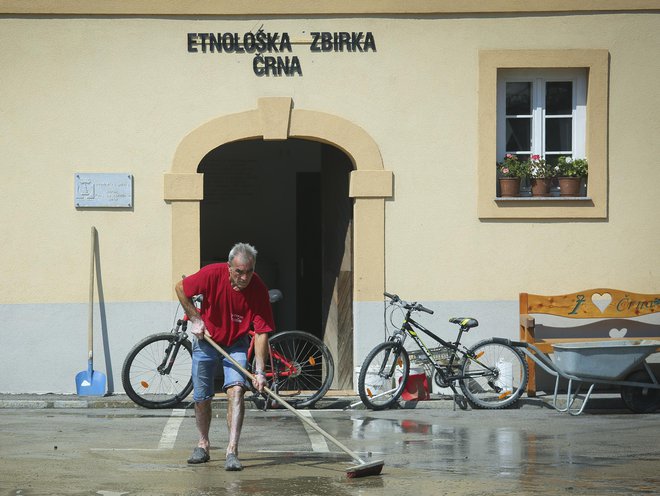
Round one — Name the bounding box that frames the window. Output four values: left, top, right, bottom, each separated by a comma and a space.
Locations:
477, 50, 609, 219
498, 69, 587, 168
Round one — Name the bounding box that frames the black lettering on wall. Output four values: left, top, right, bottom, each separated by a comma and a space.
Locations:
189, 30, 376, 77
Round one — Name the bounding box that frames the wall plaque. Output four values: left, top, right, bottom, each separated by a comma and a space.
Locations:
75, 173, 133, 208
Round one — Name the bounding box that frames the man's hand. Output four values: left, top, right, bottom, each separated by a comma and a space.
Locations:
189, 317, 206, 340
252, 370, 267, 392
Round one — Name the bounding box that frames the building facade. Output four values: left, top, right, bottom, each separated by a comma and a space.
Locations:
1, 1, 659, 393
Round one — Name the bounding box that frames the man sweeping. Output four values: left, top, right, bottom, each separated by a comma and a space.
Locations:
175, 242, 274, 471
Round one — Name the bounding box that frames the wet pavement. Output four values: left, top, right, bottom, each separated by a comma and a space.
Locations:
0, 394, 658, 495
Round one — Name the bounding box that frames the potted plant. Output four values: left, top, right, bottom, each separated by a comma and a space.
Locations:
557, 156, 588, 196
526, 155, 558, 196
497, 154, 529, 197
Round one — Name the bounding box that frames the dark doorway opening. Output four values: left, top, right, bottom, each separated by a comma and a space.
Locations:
296, 172, 322, 336
197, 139, 353, 387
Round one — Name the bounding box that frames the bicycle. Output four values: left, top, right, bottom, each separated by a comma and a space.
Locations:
121, 289, 335, 409
357, 292, 528, 410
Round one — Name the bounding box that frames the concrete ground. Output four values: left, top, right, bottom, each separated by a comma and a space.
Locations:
0, 391, 658, 495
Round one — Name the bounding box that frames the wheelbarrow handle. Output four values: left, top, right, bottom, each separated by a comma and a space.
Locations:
491, 337, 528, 349
491, 337, 554, 370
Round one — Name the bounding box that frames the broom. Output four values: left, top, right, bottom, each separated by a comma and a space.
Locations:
203, 332, 384, 477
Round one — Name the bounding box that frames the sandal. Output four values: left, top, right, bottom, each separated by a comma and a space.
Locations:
224, 453, 243, 471
187, 447, 210, 464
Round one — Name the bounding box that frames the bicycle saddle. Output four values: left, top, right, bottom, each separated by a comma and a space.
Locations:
268, 289, 283, 303
449, 317, 479, 329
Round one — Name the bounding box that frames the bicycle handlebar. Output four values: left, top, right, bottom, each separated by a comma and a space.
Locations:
383, 291, 399, 302
383, 292, 434, 314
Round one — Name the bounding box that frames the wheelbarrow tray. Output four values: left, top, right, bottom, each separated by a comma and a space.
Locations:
551, 340, 660, 380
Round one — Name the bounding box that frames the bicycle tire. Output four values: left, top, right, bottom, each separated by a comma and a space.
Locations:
255, 330, 335, 408
358, 342, 409, 410
121, 332, 194, 409
459, 339, 528, 409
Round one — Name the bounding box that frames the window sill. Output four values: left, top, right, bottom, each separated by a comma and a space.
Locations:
494, 196, 593, 201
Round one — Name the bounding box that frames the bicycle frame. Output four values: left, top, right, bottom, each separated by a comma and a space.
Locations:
246, 330, 300, 387
158, 321, 190, 376
396, 313, 497, 387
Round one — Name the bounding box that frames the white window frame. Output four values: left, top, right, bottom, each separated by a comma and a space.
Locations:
497, 68, 587, 163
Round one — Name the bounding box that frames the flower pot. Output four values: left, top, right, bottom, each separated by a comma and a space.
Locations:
558, 177, 582, 196
531, 178, 552, 197
498, 177, 521, 197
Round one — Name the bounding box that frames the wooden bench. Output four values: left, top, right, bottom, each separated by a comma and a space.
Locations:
519, 288, 660, 396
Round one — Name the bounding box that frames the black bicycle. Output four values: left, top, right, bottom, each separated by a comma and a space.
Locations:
357, 292, 528, 410
121, 290, 334, 409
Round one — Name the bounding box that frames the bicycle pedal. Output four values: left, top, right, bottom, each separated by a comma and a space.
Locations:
487, 380, 503, 394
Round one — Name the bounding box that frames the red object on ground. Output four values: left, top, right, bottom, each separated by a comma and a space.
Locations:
401, 373, 430, 401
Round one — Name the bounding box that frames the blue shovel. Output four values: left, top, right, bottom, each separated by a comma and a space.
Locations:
76, 227, 106, 396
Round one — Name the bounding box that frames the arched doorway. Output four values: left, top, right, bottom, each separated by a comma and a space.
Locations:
197, 139, 353, 386
164, 97, 392, 388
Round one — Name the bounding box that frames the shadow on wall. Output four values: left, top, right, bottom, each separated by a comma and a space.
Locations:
93, 228, 114, 394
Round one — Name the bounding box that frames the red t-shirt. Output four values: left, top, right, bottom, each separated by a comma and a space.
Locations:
182, 263, 275, 346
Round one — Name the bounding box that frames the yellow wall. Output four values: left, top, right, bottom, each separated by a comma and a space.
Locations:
1, 0, 658, 15
2, 1, 659, 393
3, 10, 658, 304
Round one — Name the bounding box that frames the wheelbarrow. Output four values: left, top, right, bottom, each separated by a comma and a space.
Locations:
492, 338, 660, 415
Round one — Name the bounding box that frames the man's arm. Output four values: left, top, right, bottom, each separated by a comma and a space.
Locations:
251, 332, 270, 392
174, 280, 205, 338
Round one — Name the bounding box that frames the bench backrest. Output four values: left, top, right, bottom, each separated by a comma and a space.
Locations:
521, 288, 660, 320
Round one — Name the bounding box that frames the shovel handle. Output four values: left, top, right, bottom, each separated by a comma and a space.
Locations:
88, 226, 97, 360
202, 332, 365, 464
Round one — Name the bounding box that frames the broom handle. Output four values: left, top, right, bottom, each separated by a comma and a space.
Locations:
88, 226, 96, 360
203, 332, 365, 464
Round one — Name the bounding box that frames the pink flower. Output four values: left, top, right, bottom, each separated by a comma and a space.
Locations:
531, 154, 540, 161
502, 167, 509, 174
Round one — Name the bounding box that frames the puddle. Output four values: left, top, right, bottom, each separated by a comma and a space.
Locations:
346, 414, 660, 494
180, 476, 362, 496
86, 413, 180, 419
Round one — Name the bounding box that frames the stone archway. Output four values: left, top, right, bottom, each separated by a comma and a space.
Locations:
164, 97, 392, 371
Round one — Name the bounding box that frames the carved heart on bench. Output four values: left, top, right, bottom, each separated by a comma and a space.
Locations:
609, 328, 628, 338
591, 292, 612, 313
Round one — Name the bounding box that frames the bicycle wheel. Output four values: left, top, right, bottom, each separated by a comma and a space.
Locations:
459, 339, 528, 409
358, 342, 409, 410
260, 331, 335, 408
620, 369, 660, 413
121, 332, 194, 409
